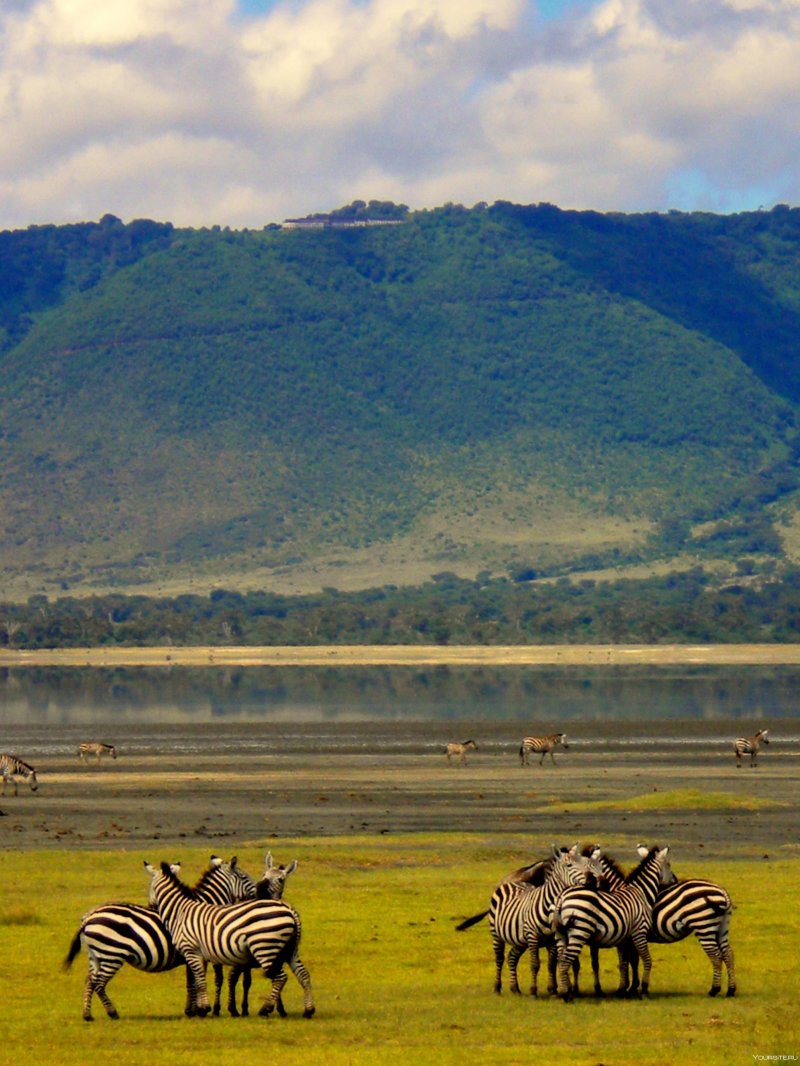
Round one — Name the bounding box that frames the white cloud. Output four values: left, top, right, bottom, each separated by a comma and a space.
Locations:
1, 0, 800, 228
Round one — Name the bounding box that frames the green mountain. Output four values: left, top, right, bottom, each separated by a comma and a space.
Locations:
2, 202, 800, 601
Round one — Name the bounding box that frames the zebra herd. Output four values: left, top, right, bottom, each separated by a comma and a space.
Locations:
457, 842, 735, 1001
445, 729, 771, 769
64, 852, 314, 1021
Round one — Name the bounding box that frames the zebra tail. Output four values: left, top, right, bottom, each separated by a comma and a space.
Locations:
63, 929, 82, 970
455, 909, 489, 931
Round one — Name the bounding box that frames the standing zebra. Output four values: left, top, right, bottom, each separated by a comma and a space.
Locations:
0, 753, 38, 795
625, 844, 736, 997
552, 845, 675, 1001
145, 860, 315, 1018
79, 742, 117, 763
445, 739, 478, 765
64, 856, 256, 1021
456, 845, 600, 997
733, 729, 769, 767
519, 733, 569, 766
218, 851, 299, 1017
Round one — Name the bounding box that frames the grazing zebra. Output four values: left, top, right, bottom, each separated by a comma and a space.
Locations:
456, 845, 601, 997
0, 753, 38, 795
625, 844, 736, 997
79, 742, 117, 763
734, 729, 769, 767
519, 733, 569, 767
552, 845, 675, 1001
218, 851, 299, 1018
445, 739, 478, 765
145, 860, 315, 1018
64, 855, 256, 1021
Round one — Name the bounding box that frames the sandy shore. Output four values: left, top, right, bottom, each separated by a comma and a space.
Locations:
4, 642, 800, 667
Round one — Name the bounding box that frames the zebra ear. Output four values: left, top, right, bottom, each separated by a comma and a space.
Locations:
265, 851, 274, 870
210, 855, 223, 867
230, 856, 238, 869
285, 859, 298, 877
144, 860, 155, 875
636, 844, 648, 858
590, 847, 602, 860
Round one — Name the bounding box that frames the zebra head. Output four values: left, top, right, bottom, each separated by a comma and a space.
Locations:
204, 855, 257, 902
557, 733, 569, 749
549, 843, 595, 888
758, 729, 770, 744
28, 769, 38, 792
629, 845, 676, 892
256, 851, 298, 900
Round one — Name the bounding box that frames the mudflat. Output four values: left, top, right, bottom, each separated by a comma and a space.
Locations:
3, 718, 797, 861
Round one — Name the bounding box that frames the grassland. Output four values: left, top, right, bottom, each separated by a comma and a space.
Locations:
4, 839, 798, 1066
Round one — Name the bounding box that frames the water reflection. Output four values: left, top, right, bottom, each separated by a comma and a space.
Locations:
1, 663, 799, 726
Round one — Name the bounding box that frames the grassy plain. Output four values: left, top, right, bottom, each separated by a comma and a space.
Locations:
3, 839, 798, 1066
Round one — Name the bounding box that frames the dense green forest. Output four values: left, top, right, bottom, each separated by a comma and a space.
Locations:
3, 563, 800, 648
2, 201, 800, 611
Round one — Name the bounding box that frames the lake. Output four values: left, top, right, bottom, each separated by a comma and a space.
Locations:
1, 663, 799, 756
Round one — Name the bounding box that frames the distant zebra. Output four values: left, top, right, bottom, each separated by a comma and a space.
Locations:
218, 851, 299, 1017
456, 845, 600, 997
626, 844, 736, 997
734, 729, 769, 767
552, 845, 675, 1001
445, 739, 478, 765
519, 733, 569, 766
145, 860, 315, 1018
79, 742, 118, 763
0, 753, 38, 795
64, 856, 256, 1021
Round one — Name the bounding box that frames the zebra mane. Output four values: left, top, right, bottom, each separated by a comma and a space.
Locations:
625, 845, 659, 883
189, 860, 228, 897
159, 861, 196, 900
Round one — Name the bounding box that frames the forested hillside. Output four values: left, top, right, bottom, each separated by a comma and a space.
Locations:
2, 202, 800, 607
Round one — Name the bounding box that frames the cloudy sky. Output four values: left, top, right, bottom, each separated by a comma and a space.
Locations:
1, 0, 798, 229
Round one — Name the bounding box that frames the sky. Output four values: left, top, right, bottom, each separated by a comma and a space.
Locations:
1, 0, 799, 229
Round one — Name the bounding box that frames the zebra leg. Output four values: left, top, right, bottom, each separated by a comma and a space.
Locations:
258, 969, 288, 1017
615, 945, 630, 996
629, 934, 651, 998
184, 964, 198, 1017
287, 952, 315, 1018
491, 932, 505, 993
723, 943, 736, 997
507, 944, 524, 994
184, 953, 211, 1016
590, 944, 603, 996
90, 969, 121, 1021
212, 963, 224, 1016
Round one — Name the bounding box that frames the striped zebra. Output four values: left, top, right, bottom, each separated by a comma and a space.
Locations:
734, 728, 769, 767
626, 844, 736, 997
145, 860, 315, 1018
79, 742, 117, 763
0, 753, 38, 795
445, 739, 478, 765
218, 851, 299, 1017
456, 845, 600, 997
519, 733, 569, 767
64, 855, 256, 1021
552, 845, 675, 1001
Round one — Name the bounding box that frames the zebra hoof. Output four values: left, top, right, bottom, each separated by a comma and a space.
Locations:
258, 1005, 275, 1017
303, 1007, 316, 1018
708, 988, 720, 998
83, 1014, 94, 1022
726, 988, 737, 997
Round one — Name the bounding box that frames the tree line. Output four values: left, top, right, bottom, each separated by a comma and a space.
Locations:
4, 565, 800, 648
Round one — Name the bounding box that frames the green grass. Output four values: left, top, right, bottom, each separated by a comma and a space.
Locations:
7, 837, 799, 1065
535, 788, 783, 813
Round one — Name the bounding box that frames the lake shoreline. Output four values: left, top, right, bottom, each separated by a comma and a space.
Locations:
3, 642, 800, 667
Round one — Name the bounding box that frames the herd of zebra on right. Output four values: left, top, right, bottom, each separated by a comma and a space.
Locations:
456, 842, 735, 1002
445, 729, 771, 769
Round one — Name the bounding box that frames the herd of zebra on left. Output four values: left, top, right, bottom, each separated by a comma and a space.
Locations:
63, 852, 314, 1021
0, 742, 117, 796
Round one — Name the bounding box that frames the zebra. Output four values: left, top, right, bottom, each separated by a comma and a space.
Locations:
0, 753, 38, 795
217, 851, 299, 1018
625, 844, 736, 997
144, 860, 315, 1018
552, 845, 675, 1001
519, 733, 569, 766
445, 739, 478, 765
79, 741, 117, 763
64, 855, 256, 1021
734, 728, 769, 767
456, 844, 601, 997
